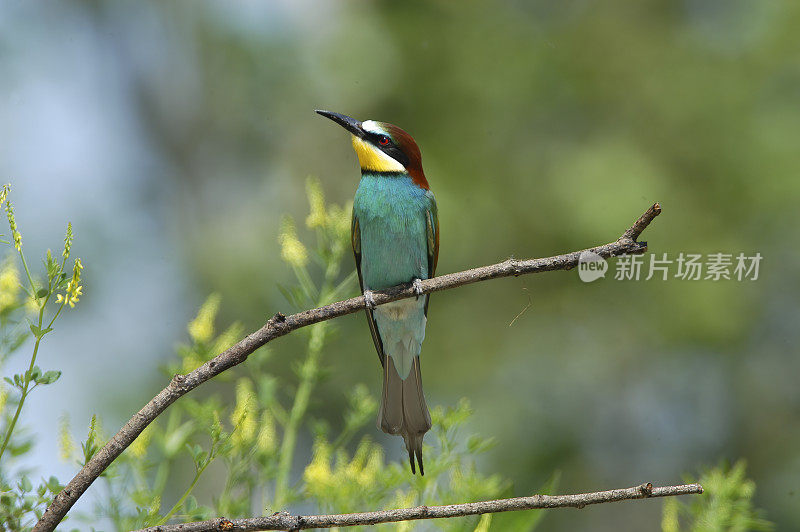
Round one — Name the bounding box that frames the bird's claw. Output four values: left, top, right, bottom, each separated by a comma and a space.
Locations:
363, 290, 377, 309
412, 278, 424, 300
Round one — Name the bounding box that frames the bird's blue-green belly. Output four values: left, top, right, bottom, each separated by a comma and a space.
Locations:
354, 174, 430, 290
353, 174, 432, 379
359, 223, 427, 289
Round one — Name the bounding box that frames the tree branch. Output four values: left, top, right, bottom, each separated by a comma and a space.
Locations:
34, 202, 662, 532
133, 481, 700, 532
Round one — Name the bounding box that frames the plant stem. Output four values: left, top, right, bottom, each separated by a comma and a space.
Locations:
157, 459, 211, 525
0, 303, 45, 462
18, 250, 40, 304
272, 320, 327, 509
273, 253, 343, 509
0, 241, 63, 462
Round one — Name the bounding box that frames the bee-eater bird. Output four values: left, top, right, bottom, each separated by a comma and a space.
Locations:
316, 110, 438, 475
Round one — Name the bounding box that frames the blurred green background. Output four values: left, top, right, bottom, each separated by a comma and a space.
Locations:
2, 0, 798, 529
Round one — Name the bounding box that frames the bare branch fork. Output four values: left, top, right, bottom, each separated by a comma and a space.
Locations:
134, 482, 702, 532
34, 203, 663, 532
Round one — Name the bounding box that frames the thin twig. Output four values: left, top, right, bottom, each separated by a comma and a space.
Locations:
132, 481, 701, 532
34, 203, 662, 532
508, 285, 532, 327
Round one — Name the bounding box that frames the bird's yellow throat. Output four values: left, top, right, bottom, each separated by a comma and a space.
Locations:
351, 135, 405, 173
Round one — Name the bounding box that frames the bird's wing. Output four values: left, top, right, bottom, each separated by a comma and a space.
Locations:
424, 193, 439, 316
352, 212, 386, 367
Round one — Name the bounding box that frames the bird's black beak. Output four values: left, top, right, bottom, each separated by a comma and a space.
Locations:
315, 110, 365, 138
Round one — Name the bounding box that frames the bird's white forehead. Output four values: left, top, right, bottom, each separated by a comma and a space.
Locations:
361, 120, 384, 135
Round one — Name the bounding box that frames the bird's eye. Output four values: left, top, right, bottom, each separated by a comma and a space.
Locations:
378, 135, 390, 146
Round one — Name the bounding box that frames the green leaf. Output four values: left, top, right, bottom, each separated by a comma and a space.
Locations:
195, 451, 209, 468
29, 324, 53, 339
467, 434, 498, 454
185, 443, 204, 464
36, 288, 49, 298
19, 476, 32, 493
36, 370, 62, 385
163, 421, 194, 458
184, 494, 198, 512
46, 476, 62, 494
9, 439, 33, 456
666, 460, 774, 532
130, 488, 155, 509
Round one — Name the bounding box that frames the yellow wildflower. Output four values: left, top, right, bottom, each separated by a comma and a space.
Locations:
0, 386, 7, 413
278, 217, 308, 268
212, 322, 244, 355
304, 439, 334, 489
129, 424, 153, 459
256, 410, 277, 455
55, 280, 82, 308
474, 514, 492, 532
0, 260, 20, 312
662, 499, 679, 532
63, 222, 73, 260
4, 200, 22, 252
327, 201, 353, 240
188, 293, 220, 344
24, 293, 38, 313
148, 495, 161, 516
305, 177, 327, 229
181, 351, 203, 374
393, 491, 418, 532
88, 414, 105, 443
72, 257, 83, 284
358, 445, 383, 488
231, 378, 257, 447
58, 414, 75, 462
56, 258, 84, 308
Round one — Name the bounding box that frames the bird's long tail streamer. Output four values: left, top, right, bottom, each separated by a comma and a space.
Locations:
378, 356, 431, 474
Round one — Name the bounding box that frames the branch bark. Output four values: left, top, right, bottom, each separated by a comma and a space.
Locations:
34, 202, 662, 532
134, 481, 700, 532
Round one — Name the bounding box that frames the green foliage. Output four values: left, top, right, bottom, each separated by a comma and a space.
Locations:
0, 474, 63, 531
53, 181, 551, 531
662, 460, 773, 532
0, 183, 79, 529
0, 180, 776, 531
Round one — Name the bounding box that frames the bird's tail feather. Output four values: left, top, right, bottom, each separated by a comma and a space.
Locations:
378, 355, 431, 475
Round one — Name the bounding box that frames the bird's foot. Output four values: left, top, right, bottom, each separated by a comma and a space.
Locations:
363, 290, 377, 309
412, 278, 424, 300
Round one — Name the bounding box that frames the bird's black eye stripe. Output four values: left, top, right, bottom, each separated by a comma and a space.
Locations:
369, 132, 409, 166
370, 133, 392, 146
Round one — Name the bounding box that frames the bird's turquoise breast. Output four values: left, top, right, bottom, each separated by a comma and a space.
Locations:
353, 174, 432, 290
